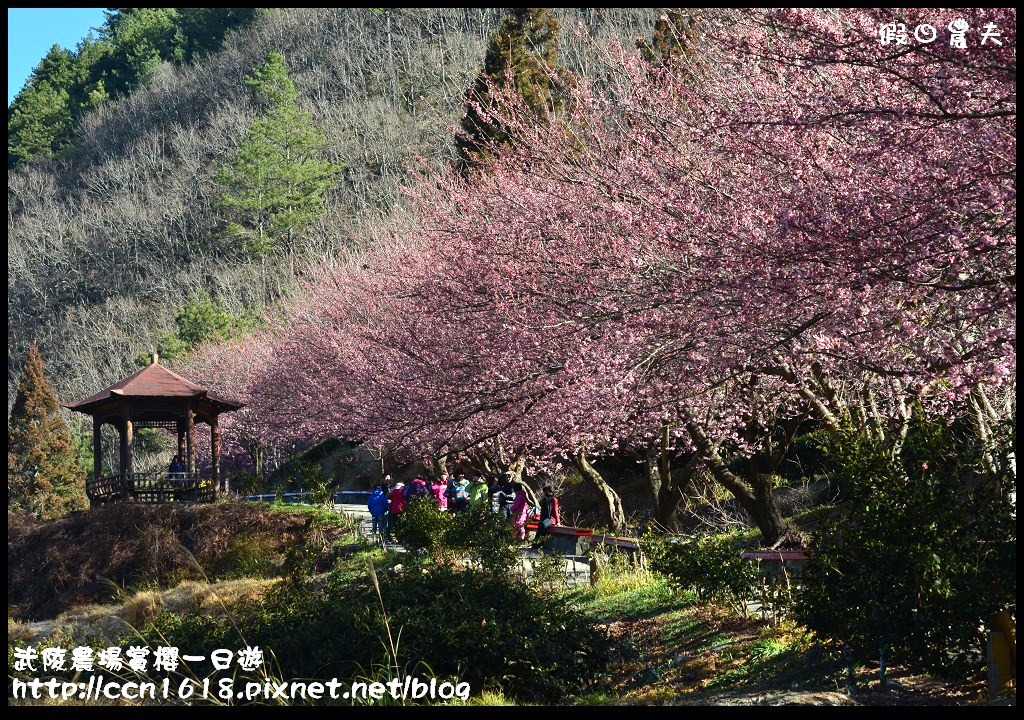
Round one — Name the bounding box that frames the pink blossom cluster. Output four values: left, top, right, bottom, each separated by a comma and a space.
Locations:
187, 9, 1015, 474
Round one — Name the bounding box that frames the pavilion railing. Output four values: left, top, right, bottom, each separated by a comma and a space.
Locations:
86, 472, 216, 504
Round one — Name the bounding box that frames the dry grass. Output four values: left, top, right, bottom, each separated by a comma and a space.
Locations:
8, 501, 348, 621
8, 616, 35, 645
11, 577, 278, 647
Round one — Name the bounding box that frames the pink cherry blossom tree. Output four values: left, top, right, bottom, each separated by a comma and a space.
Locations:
189, 9, 1014, 543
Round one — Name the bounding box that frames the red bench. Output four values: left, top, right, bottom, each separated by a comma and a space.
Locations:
531, 524, 593, 554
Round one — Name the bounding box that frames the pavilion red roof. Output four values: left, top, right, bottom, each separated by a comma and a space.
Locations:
65, 362, 243, 413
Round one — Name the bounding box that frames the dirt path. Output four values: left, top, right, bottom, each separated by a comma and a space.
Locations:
598, 605, 992, 706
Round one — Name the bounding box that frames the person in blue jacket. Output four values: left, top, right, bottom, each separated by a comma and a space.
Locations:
368, 483, 390, 536
405, 475, 431, 503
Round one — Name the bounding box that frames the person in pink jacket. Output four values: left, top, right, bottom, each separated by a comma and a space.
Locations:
431, 475, 449, 511
508, 482, 529, 541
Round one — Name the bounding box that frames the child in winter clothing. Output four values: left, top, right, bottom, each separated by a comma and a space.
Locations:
431, 476, 449, 510
468, 476, 488, 507
451, 478, 471, 512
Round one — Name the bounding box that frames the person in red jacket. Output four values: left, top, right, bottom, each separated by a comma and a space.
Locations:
531, 486, 561, 550
388, 481, 406, 534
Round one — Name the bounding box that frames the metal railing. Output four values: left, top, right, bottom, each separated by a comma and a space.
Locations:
243, 490, 372, 506
86, 472, 215, 504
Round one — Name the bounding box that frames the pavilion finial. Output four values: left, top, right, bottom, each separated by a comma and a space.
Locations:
152, 352, 159, 365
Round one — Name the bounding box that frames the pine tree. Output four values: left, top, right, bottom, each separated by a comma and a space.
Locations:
95, 8, 183, 96
7, 45, 77, 166
8, 343, 87, 518
456, 8, 563, 174
175, 8, 260, 62
215, 51, 342, 256
8, 9, 258, 169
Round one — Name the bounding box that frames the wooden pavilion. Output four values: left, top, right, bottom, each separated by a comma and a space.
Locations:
65, 355, 244, 506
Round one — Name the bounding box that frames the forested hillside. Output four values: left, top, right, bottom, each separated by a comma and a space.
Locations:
7, 11, 1014, 706
8, 7, 657, 413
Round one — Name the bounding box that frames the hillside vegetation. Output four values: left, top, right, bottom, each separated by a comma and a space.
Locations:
7, 7, 657, 411
8, 500, 995, 706
7, 501, 354, 621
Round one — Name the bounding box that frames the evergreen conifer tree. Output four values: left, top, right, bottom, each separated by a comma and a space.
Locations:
8, 343, 87, 518
456, 8, 563, 174
8, 9, 259, 168
215, 51, 342, 256
7, 45, 77, 166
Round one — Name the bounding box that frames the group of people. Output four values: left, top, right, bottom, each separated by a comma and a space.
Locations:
367, 470, 561, 546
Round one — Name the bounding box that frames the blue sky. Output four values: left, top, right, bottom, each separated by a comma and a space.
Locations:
8, 7, 107, 105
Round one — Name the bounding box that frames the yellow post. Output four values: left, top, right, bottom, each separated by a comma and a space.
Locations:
988, 611, 1017, 698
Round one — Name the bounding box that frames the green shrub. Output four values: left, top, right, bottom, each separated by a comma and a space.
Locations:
142, 565, 611, 703
797, 411, 1016, 680
221, 531, 281, 578
395, 501, 520, 573
644, 532, 757, 611
449, 505, 522, 574
393, 497, 456, 563
227, 469, 264, 496
370, 566, 611, 701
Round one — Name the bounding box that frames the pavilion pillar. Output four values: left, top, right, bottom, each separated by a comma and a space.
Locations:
91, 416, 103, 508
177, 419, 187, 464
118, 421, 127, 479
186, 407, 196, 476
93, 416, 103, 480
125, 424, 134, 476
120, 409, 134, 501
211, 416, 222, 495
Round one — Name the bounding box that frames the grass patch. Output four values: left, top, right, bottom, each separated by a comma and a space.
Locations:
659, 612, 707, 650
572, 555, 697, 622
788, 504, 841, 533
466, 690, 520, 706
328, 541, 404, 583
687, 620, 825, 698
261, 499, 359, 531
221, 531, 284, 578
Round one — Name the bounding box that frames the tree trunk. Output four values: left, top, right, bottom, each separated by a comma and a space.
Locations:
655, 481, 683, 530
430, 453, 448, 478
507, 455, 540, 508
969, 386, 999, 477
645, 446, 662, 508
748, 473, 790, 548
684, 417, 791, 547
573, 450, 626, 533
465, 449, 494, 477
658, 421, 672, 492
508, 454, 526, 484
244, 439, 265, 482
765, 356, 841, 432
654, 454, 702, 531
